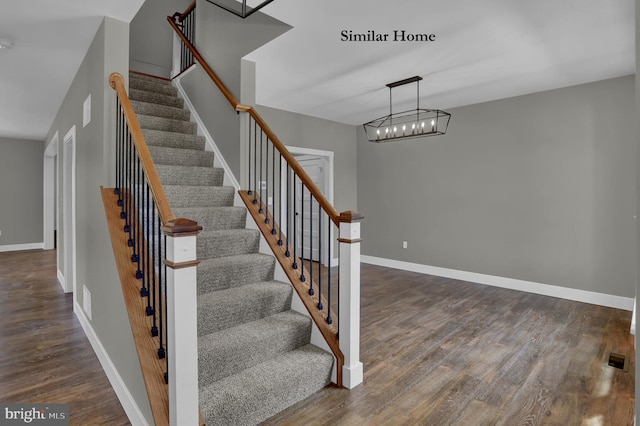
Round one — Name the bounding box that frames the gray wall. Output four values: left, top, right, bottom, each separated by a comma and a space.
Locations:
129, 0, 193, 77
0, 137, 43, 246
179, 1, 290, 179
256, 105, 358, 214
358, 75, 636, 298
46, 17, 153, 424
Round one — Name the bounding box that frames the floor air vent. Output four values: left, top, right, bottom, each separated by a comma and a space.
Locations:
607, 353, 628, 371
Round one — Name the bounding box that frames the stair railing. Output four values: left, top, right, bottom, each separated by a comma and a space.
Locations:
109, 72, 201, 425
168, 3, 364, 389
170, 2, 196, 78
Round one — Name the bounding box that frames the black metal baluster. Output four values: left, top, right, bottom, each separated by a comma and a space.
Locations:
278, 153, 283, 246
292, 174, 298, 270
253, 120, 258, 205
162, 234, 168, 384
115, 100, 121, 197
285, 166, 291, 258
264, 138, 270, 225
259, 130, 264, 214
158, 229, 166, 361
324, 224, 331, 320
148, 204, 156, 320
271, 142, 276, 234
309, 193, 314, 296
248, 117, 253, 196
301, 185, 306, 273
316, 203, 320, 299
141, 181, 150, 298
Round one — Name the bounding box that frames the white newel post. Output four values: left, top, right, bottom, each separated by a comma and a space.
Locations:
338, 211, 364, 389
163, 219, 202, 425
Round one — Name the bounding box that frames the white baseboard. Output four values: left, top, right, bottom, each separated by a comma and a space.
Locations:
57, 269, 65, 292
0, 242, 44, 252
361, 255, 634, 311
74, 302, 150, 426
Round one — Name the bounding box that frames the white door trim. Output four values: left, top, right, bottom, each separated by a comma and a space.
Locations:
44, 132, 58, 251
62, 126, 77, 296
282, 146, 336, 267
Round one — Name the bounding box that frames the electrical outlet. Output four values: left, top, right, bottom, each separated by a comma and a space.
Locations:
402, 241, 408, 249
83, 285, 92, 320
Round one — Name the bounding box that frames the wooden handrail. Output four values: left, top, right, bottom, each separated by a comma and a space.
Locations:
167, 16, 353, 226
109, 72, 176, 225
167, 16, 240, 110
177, 0, 196, 22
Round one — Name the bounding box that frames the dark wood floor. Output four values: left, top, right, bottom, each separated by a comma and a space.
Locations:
0, 249, 130, 426
265, 264, 635, 425
1, 250, 634, 425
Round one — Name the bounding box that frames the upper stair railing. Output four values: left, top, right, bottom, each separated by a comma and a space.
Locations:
107, 72, 201, 425
168, 2, 364, 389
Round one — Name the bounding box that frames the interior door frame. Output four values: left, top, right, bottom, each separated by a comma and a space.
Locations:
62, 126, 77, 296
280, 146, 335, 267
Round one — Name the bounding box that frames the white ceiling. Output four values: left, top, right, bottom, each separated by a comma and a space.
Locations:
0, 0, 634, 141
247, 0, 635, 126
0, 0, 144, 141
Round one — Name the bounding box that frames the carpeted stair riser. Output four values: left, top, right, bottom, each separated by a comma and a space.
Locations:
142, 129, 206, 150
198, 229, 260, 259
197, 254, 275, 294
156, 165, 224, 187
130, 88, 184, 109
164, 185, 234, 208
197, 281, 293, 337
198, 311, 312, 387
129, 74, 178, 97
148, 146, 215, 167
138, 115, 198, 135
172, 206, 248, 231
199, 344, 333, 426
132, 100, 191, 121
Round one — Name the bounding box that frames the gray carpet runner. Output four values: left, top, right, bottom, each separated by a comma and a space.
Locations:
128, 72, 333, 426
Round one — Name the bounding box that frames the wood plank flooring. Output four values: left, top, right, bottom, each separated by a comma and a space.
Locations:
264, 264, 635, 425
0, 250, 634, 425
0, 249, 130, 426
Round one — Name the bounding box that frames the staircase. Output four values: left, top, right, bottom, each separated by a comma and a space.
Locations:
128, 71, 334, 425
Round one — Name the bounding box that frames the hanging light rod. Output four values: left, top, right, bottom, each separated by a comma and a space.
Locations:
205, 0, 275, 18
363, 75, 451, 143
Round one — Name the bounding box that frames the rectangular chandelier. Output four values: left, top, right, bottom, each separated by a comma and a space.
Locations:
206, 0, 275, 18
363, 76, 451, 142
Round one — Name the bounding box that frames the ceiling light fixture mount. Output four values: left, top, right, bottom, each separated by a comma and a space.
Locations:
205, 0, 275, 18
0, 37, 14, 50
364, 76, 451, 142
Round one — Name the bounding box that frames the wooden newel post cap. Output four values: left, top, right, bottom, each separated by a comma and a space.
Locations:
337, 210, 364, 223
109, 72, 124, 90
162, 218, 202, 236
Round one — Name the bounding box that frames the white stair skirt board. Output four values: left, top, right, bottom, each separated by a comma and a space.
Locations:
74, 302, 150, 426
0, 243, 44, 253
361, 255, 634, 312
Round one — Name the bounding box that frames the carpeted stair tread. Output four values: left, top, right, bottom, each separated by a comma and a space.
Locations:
198, 253, 275, 294
131, 100, 191, 122
137, 114, 197, 134
198, 310, 311, 386
156, 165, 224, 187
172, 206, 247, 230
199, 344, 333, 426
142, 128, 205, 150
148, 145, 215, 167
197, 280, 292, 336
198, 229, 260, 259
164, 185, 234, 208
129, 73, 177, 97
129, 88, 184, 109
